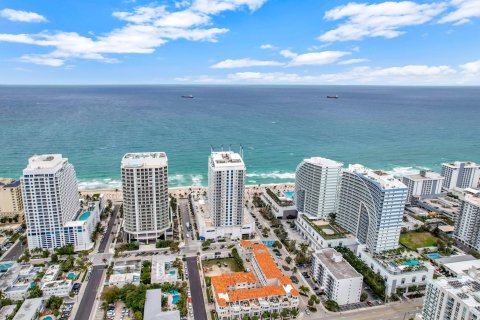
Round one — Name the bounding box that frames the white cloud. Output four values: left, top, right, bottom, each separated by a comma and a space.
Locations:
260, 44, 275, 49
439, 0, 480, 24
0, 8, 47, 23
229, 72, 310, 81
19, 54, 65, 67
338, 58, 369, 65
0, 0, 267, 66
319, 1, 446, 42
283, 50, 351, 66
211, 58, 283, 68
460, 60, 480, 74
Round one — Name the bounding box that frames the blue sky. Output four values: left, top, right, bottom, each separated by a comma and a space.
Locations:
0, 0, 479, 84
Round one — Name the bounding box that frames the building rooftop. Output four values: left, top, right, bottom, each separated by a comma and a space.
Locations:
209, 151, 245, 168
12, 298, 43, 320
443, 260, 480, 277
144, 289, 181, 320
434, 274, 480, 309
404, 170, 444, 181
0, 305, 16, 319
41, 279, 72, 289
42, 265, 60, 283
303, 157, 343, 168
0, 178, 21, 188
348, 164, 407, 190
315, 248, 362, 280
443, 161, 480, 169
465, 194, 480, 207
121, 152, 168, 168
24, 154, 66, 172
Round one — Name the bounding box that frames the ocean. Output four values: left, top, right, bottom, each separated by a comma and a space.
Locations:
0, 85, 478, 189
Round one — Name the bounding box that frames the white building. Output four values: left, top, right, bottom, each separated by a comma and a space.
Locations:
261, 188, 297, 219
402, 170, 445, 204
312, 248, 363, 305
12, 298, 44, 320
421, 270, 480, 320
454, 194, 480, 250
21, 154, 80, 250
63, 199, 102, 251
356, 244, 434, 297
208, 151, 246, 227
295, 213, 357, 252
441, 161, 480, 191
295, 157, 343, 220
151, 256, 179, 284
121, 152, 170, 243
144, 289, 181, 320
192, 193, 254, 241
41, 279, 73, 297
41, 264, 60, 282
337, 165, 408, 253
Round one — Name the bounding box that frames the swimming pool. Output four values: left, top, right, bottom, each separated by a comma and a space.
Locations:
170, 289, 180, 304
426, 253, 443, 259
402, 259, 420, 266
169, 270, 176, 275
67, 272, 76, 279
43, 316, 53, 320
78, 211, 91, 221
0, 262, 14, 272
284, 191, 294, 198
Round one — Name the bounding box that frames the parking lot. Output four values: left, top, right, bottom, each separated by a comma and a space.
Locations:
59, 301, 75, 320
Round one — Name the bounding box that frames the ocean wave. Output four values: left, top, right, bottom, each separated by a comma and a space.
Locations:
191, 175, 203, 186
78, 178, 122, 190
386, 166, 431, 178
246, 171, 295, 180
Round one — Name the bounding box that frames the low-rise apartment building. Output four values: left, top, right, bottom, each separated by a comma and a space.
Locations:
356, 244, 434, 297
312, 248, 363, 305
210, 241, 299, 320
41, 279, 73, 297
295, 213, 357, 251
261, 188, 297, 219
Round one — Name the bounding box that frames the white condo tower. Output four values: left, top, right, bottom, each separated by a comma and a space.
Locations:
208, 151, 246, 227
22, 154, 80, 250
337, 164, 408, 253
295, 157, 343, 219
121, 152, 170, 243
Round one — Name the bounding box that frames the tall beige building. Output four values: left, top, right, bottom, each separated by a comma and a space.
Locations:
0, 178, 24, 222
121, 152, 170, 243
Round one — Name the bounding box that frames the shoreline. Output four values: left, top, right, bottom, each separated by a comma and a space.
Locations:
79, 182, 296, 199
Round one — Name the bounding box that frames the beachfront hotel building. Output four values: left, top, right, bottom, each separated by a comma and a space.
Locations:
208, 151, 246, 227
453, 194, 480, 251
441, 161, 480, 191
421, 270, 480, 320
121, 152, 170, 243
294, 157, 343, 220
21, 154, 80, 250
0, 178, 24, 222
337, 164, 408, 253
210, 240, 299, 320
402, 170, 445, 205
311, 248, 363, 305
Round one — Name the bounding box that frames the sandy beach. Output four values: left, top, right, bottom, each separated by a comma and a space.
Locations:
79, 183, 295, 201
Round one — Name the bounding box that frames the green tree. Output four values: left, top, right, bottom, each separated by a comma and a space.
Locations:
27, 286, 43, 298
324, 300, 339, 312
360, 292, 368, 302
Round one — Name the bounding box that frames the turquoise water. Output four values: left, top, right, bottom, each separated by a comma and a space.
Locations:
78, 212, 91, 221
0, 262, 14, 272
169, 270, 176, 275
0, 86, 479, 189
426, 253, 443, 259
170, 289, 180, 304
284, 191, 294, 198
402, 259, 420, 266
43, 317, 53, 320
67, 272, 76, 279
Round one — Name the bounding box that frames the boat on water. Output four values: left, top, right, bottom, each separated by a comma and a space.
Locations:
181, 94, 194, 99
326, 95, 339, 99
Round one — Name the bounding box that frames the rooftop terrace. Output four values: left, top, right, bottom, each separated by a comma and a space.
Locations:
348, 164, 407, 190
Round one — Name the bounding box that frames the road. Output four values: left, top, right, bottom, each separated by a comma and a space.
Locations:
74, 265, 106, 320
179, 199, 193, 241
186, 256, 208, 320
1, 240, 24, 261
98, 205, 119, 253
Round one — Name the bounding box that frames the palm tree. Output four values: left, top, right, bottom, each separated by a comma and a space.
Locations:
262, 311, 270, 319
290, 309, 299, 318
299, 243, 308, 254
271, 312, 279, 320
280, 309, 290, 319
299, 285, 310, 296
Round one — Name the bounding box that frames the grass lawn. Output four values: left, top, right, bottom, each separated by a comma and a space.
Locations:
400, 232, 440, 250
202, 258, 242, 272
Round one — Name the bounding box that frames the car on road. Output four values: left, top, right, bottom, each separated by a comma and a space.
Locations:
290, 276, 299, 284
305, 309, 311, 315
